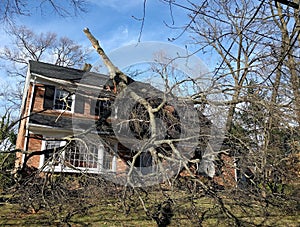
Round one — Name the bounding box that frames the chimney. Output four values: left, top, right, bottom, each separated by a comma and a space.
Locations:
82, 63, 92, 72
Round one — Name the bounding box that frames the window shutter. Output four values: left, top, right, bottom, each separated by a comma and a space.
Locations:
74, 94, 85, 114
90, 99, 99, 115
43, 85, 55, 109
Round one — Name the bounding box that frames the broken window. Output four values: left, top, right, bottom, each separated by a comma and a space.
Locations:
53, 89, 73, 111
43, 85, 74, 112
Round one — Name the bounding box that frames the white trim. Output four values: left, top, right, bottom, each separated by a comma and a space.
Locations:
112, 143, 118, 172
32, 73, 77, 88
32, 73, 104, 91
22, 76, 37, 169
28, 123, 107, 136
234, 157, 238, 184
111, 156, 117, 172
28, 123, 73, 132
28, 123, 86, 135
19, 64, 32, 119
98, 144, 105, 172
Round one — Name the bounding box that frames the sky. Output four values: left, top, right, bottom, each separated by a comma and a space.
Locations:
6, 0, 195, 58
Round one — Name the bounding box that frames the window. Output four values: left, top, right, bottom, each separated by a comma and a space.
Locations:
65, 142, 99, 169
101, 147, 115, 170
41, 139, 117, 173
99, 100, 111, 117
44, 140, 62, 163
40, 140, 65, 169
134, 151, 154, 175
44, 85, 78, 112
53, 89, 73, 111
64, 141, 116, 172
91, 99, 111, 117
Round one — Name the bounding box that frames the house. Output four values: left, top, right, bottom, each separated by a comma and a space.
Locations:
15, 60, 127, 175
15, 60, 236, 187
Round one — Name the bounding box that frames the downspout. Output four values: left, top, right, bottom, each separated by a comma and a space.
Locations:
234, 156, 238, 187
21, 74, 37, 169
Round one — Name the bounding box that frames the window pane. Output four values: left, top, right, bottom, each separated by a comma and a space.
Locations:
88, 145, 98, 168
54, 89, 72, 111
103, 149, 113, 170
44, 140, 62, 166
98, 100, 111, 117
65, 141, 99, 169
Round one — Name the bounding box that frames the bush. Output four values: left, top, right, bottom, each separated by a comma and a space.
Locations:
0, 152, 16, 192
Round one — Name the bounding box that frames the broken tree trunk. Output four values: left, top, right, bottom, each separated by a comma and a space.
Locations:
83, 28, 131, 92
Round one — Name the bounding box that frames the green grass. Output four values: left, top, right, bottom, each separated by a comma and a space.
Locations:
0, 196, 156, 226
0, 192, 299, 227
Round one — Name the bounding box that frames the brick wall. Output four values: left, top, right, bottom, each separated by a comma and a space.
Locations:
214, 154, 236, 188
26, 134, 43, 168
116, 158, 128, 173
32, 85, 44, 111
15, 83, 33, 170
31, 84, 100, 119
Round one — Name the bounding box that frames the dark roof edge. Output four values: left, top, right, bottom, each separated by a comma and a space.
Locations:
29, 60, 85, 73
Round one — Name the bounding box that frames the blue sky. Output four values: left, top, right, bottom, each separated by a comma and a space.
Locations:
8, 0, 194, 56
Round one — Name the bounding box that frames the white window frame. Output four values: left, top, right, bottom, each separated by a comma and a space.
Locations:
64, 142, 100, 173
97, 144, 117, 172
53, 88, 75, 112
40, 138, 117, 173
39, 139, 67, 172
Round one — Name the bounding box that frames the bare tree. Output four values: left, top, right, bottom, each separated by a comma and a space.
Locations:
1, 25, 91, 78
0, 111, 17, 193
121, 0, 300, 225
0, 0, 86, 23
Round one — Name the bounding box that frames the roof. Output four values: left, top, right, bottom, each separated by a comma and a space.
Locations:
29, 60, 110, 86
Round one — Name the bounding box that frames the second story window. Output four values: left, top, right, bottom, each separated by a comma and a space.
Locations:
90, 99, 111, 117
53, 89, 73, 111
44, 85, 75, 112
98, 100, 111, 117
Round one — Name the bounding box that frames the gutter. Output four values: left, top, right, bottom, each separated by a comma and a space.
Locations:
18, 64, 32, 120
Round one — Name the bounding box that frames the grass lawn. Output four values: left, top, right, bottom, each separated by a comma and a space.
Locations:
1, 191, 299, 227
0, 199, 155, 226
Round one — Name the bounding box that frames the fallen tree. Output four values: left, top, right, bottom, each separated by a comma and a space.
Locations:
82, 28, 220, 187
